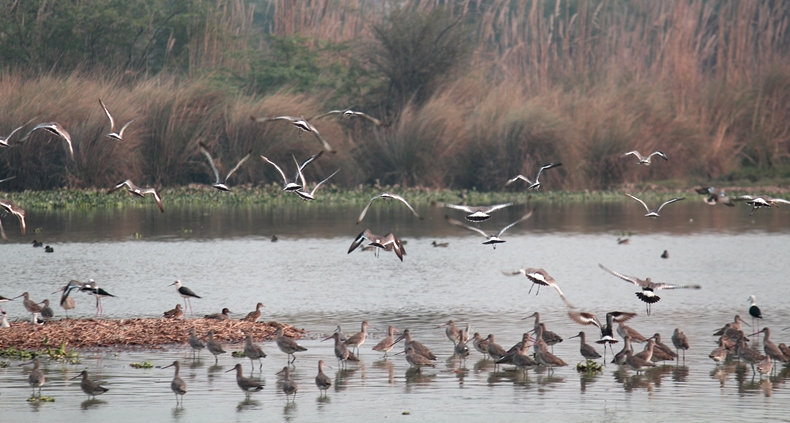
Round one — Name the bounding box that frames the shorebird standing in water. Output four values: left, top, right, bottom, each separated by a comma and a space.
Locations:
621, 150, 668, 165
99, 99, 135, 141
226, 363, 264, 397
625, 194, 684, 218
309, 109, 387, 127
747, 295, 763, 332
80, 280, 116, 320
432, 201, 513, 223
505, 162, 563, 190
372, 325, 401, 358
72, 370, 109, 399
243, 332, 267, 371
198, 142, 252, 192
315, 360, 332, 395
671, 328, 690, 363
20, 358, 45, 398
356, 192, 423, 224
170, 280, 201, 318
108, 180, 164, 213
251, 114, 336, 153
276, 366, 299, 401
260, 150, 323, 191
162, 361, 187, 405
568, 310, 636, 362
276, 325, 308, 365
598, 264, 701, 316
0, 199, 26, 240
502, 267, 574, 307
444, 209, 534, 249
24, 122, 74, 160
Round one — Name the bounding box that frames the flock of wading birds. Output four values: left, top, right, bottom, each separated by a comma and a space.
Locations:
1, 102, 790, 404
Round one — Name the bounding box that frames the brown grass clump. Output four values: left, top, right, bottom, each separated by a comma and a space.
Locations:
0, 318, 304, 350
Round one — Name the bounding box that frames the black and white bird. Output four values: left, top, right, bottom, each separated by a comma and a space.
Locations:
747, 295, 762, 331
0, 122, 30, 147
293, 162, 340, 201
198, 142, 252, 191
356, 192, 422, 224
568, 310, 637, 361
260, 151, 323, 191
501, 267, 574, 308
444, 210, 533, 249
621, 150, 668, 165
251, 115, 336, 153
625, 193, 684, 218
108, 180, 164, 213
99, 99, 135, 141
733, 195, 790, 216
598, 264, 701, 316
309, 109, 387, 127
170, 280, 201, 318
432, 201, 514, 223
80, 279, 116, 319
348, 229, 406, 261
0, 199, 26, 240
24, 122, 74, 160
505, 162, 562, 190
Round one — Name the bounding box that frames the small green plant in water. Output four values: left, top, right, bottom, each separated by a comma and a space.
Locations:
43, 340, 80, 364
0, 361, 10, 368
0, 347, 38, 360
576, 359, 604, 374
130, 361, 153, 369
232, 351, 246, 358
27, 396, 55, 402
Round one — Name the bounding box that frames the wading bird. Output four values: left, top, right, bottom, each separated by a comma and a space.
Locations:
170, 280, 201, 318
568, 310, 637, 361
502, 267, 574, 307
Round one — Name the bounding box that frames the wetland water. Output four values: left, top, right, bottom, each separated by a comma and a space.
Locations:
1, 199, 789, 422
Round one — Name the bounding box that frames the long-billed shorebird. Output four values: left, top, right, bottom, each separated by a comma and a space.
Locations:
432, 201, 513, 223
276, 366, 299, 401
651, 333, 678, 361
356, 192, 423, 224
251, 115, 336, 153
671, 328, 690, 363
348, 229, 406, 261
226, 363, 263, 397
568, 310, 636, 361
204, 308, 231, 320
454, 329, 471, 361
40, 299, 54, 323
14, 292, 43, 324
243, 302, 265, 323
260, 151, 323, 192
502, 268, 574, 307
99, 99, 135, 141
163, 304, 183, 319
507, 334, 537, 374
198, 142, 251, 192
444, 209, 534, 249
437, 320, 461, 345
736, 338, 766, 374
206, 330, 226, 364
108, 180, 164, 213
24, 122, 74, 160
344, 321, 375, 355
243, 332, 267, 371
749, 327, 788, 368
276, 325, 307, 365
625, 350, 656, 374
52, 280, 82, 317
485, 334, 508, 364
472, 332, 489, 358
188, 328, 205, 358
747, 295, 762, 332
372, 325, 400, 358
309, 109, 387, 127
0, 199, 26, 240
505, 162, 563, 190
599, 264, 701, 316
293, 163, 340, 201
621, 150, 668, 165
20, 358, 45, 397
72, 370, 109, 399
625, 194, 684, 218
323, 331, 359, 368
532, 325, 568, 373
399, 346, 436, 370
521, 313, 563, 352
393, 328, 436, 360
315, 360, 332, 395
612, 336, 632, 366
163, 361, 187, 405
569, 331, 602, 361
733, 195, 790, 215
617, 322, 648, 343
170, 280, 201, 318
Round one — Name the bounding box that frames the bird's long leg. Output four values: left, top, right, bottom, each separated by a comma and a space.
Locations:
528, 284, 534, 294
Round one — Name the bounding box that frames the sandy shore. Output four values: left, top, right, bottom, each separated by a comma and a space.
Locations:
0, 318, 304, 350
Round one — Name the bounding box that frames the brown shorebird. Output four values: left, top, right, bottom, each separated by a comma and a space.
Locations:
432, 201, 515, 223
372, 325, 401, 358
72, 370, 109, 399
401, 346, 436, 370
226, 363, 263, 397
486, 334, 508, 364
778, 343, 790, 361
454, 329, 471, 360
617, 322, 648, 343
633, 339, 656, 362
624, 194, 685, 219
651, 333, 678, 360
671, 328, 690, 363
505, 162, 563, 190
163, 304, 184, 319
749, 327, 788, 368
533, 326, 568, 373
437, 320, 461, 345
733, 195, 790, 215
569, 331, 602, 361
568, 310, 636, 361
260, 150, 323, 192
99, 99, 135, 141
243, 333, 267, 370
170, 280, 201, 318
736, 338, 766, 374
39, 299, 54, 322
25, 122, 74, 160
13, 292, 42, 324
344, 321, 376, 355
612, 336, 633, 366
309, 109, 387, 127
521, 313, 562, 351
502, 333, 537, 374
108, 180, 164, 213
599, 264, 701, 316
503, 268, 574, 307
198, 142, 252, 191
251, 115, 337, 153
356, 192, 423, 224
393, 329, 436, 360
20, 358, 45, 397
276, 366, 299, 401
0, 199, 26, 240
714, 315, 750, 335
709, 338, 730, 364
472, 332, 489, 358
323, 332, 359, 368
625, 350, 656, 374
242, 302, 265, 323
188, 328, 206, 358
206, 330, 226, 364
621, 150, 668, 165
444, 210, 534, 249
315, 360, 332, 395
757, 355, 773, 378
162, 361, 187, 405
204, 308, 231, 320
276, 325, 307, 365
348, 229, 406, 261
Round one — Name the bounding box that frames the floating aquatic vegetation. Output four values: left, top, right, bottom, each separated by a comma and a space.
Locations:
232, 351, 246, 358
130, 361, 153, 369
0, 361, 10, 368
576, 359, 604, 374
0, 341, 80, 363
27, 396, 55, 402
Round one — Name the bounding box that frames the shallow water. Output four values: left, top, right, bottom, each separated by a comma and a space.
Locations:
1, 199, 789, 422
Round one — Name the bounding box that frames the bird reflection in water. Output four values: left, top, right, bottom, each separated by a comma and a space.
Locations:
373, 359, 395, 385
236, 398, 260, 412
80, 398, 107, 410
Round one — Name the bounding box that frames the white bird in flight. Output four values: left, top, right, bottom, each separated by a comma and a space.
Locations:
99, 99, 135, 141
625, 194, 684, 218
198, 142, 252, 192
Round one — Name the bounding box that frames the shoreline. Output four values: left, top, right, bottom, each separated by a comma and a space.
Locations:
0, 318, 304, 351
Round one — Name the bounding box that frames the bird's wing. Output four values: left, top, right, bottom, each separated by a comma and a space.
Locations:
440, 203, 475, 213
385, 193, 422, 219
0, 218, 6, 241
695, 186, 714, 194
299, 150, 324, 171
0, 176, 16, 184
141, 188, 165, 213
652, 283, 701, 291
348, 230, 371, 253
108, 179, 135, 193
4, 124, 27, 143
621, 150, 643, 160
496, 209, 534, 237
534, 162, 562, 181
250, 115, 296, 123
309, 128, 337, 154
598, 263, 643, 287
655, 197, 685, 213
260, 155, 290, 185
444, 215, 489, 238
485, 202, 514, 213
501, 269, 526, 276
224, 150, 252, 183
198, 142, 221, 184
308, 110, 344, 121
99, 99, 115, 131
308, 169, 340, 195
549, 283, 574, 308
568, 311, 602, 329
355, 112, 385, 126
292, 155, 307, 188
731, 195, 754, 202
772, 198, 790, 206
625, 193, 651, 213
649, 151, 668, 161
117, 119, 135, 138
608, 311, 637, 323
505, 175, 531, 186
356, 194, 384, 225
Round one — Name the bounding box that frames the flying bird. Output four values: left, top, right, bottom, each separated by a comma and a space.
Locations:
356, 192, 422, 224
251, 115, 336, 153
348, 229, 406, 261
309, 109, 387, 127
505, 163, 562, 190
732, 195, 790, 216
621, 150, 668, 165
198, 142, 252, 191
99, 99, 135, 141
0, 121, 31, 147
293, 162, 340, 201
25, 122, 74, 160
598, 264, 701, 316
0, 199, 26, 240
432, 201, 514, 223
502, 267, 574, 308
260, 150, 323, 191
625, 194, 684, 218
444, 209, 534, 248
108, 180, 164, 213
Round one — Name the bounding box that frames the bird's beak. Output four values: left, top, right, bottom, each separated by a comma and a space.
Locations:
394, 350, 406, 356
51, 288, 65, 294
321, 335, 333, 342
70, 374, 82, 380
12, 294, 24, 300
162, 363, 175, 369
275, 368, 285, 375
569, 335, 580, 340
224, 368, 235, 373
